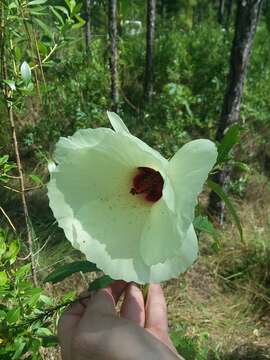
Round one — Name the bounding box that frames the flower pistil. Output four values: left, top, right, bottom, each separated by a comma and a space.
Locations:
130, 166, 164, 202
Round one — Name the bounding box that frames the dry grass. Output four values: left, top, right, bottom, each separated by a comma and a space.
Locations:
163, 172, 270, 357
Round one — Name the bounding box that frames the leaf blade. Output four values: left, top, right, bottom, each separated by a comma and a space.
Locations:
28, 0, 47, 5
207, 180, 243, 241
88, 275, 114, 292
217, 124, 241, 164
44, 260, 98, 284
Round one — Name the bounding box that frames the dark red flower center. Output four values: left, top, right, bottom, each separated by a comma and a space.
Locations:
130, 167, 164, 202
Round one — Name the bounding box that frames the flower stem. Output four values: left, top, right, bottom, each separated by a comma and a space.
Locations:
142, 284, 149, 305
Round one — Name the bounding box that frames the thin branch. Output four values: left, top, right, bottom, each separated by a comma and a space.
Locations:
0, 2, 5, 80
2, 38, 38, 285
25, 185, 43, 191
0, 206, 17, 233
18, 234, 51, 261
1, 184, 21, 193
14, 293, 93, 331
120, 88, 140, 113
7, 101, 38, 285
31, 44, 58, 70
1, 183, 42, 193
33, 30, 46, 85
17, 0, 41, 101
6, 174, 21, 179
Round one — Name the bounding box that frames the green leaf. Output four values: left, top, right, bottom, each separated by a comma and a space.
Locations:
26, 293, 42, 307
73, 2, 82, 14
39, 294, 54, 305
15, 263, 31, 279
29, 174, 43, 185
29, 9, 46, 16
20, 61, 31, 84
193, 216, 218, 240
33, 18, 53, 38
8, 2, 17, 10
207, 180, 243, 241
54, 5, 70, 17
170, 330, 198, 360
12, 337, 26, 360
0, 155, 9, 166
231, 161, 250, 172
44, 260, 98, 284
14, 47, 22, 61
4, 163, 16, 172
65, 0, 76, 13
6, 308, 20, 324
88, 275, 114, 292
50, 6, 64, 25
16, 280, 33, 292
0, 310, 6, 319
3, 80, 16, 90
37, 41, 48, 56
28, 0, 47, 4
0, 238, 6, 258
217, 124, 241, 164
61, 290, 76, 302
41, 335, 58, 347
24, 287, 42, 297
0, 272, 8, 286
72, 16, 86, 29
36, 327, 52, 337
5, 239, 20, 264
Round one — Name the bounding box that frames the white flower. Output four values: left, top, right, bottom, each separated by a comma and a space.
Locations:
47, 112, 217, 284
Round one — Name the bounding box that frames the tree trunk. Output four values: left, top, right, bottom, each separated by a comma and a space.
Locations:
144, 0, 156, 102
218, 0, 226, 25
85, 0, 91, 55
161, 0, 166, 21
226, 0, 233, 27
108, 0, 119, 111
265, 0, 270, 32
209, 0, 264, 220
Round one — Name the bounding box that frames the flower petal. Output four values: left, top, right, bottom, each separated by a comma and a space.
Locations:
107, 111, 130, 134
78, 223, 198, 284
76, 195, 151, 260
47, 177, 81, 251
54, 127, 167, 170
148, 224, 198, 283
168, 139, 217, 233
106, 112, 167, 167
140, 199, 184, 266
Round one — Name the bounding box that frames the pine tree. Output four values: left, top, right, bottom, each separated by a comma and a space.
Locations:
209, 0, 264, 220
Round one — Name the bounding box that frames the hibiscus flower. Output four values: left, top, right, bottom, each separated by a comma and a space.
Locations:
47, 112, 217, 284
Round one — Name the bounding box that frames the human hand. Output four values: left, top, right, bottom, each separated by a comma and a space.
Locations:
58, 281, 184, 360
